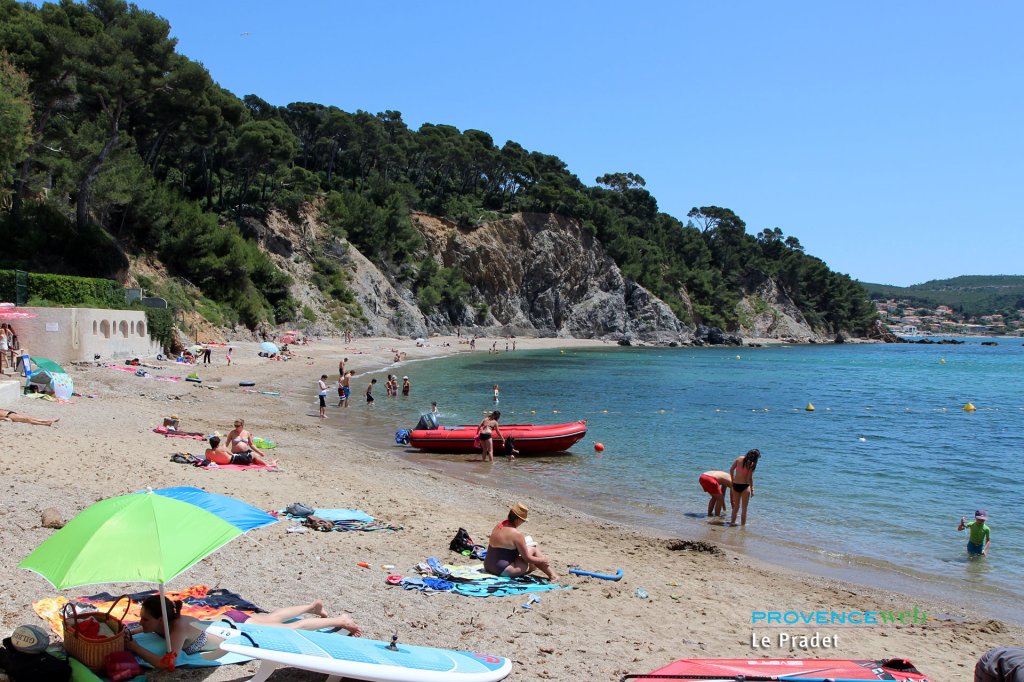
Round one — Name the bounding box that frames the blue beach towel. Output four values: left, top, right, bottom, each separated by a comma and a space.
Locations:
132, 631, 252, 668
313, 508, 374, 523
451, 576, 570, 598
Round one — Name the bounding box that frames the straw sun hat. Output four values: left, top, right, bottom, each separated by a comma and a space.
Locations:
510, 502, 528, 521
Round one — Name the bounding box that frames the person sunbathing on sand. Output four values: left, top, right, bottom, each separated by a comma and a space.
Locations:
126, 595, 362, 671
483, 502, 558, 581
0, 408, 59, 427
205, 434, 276, 467
226, 419, 267, 459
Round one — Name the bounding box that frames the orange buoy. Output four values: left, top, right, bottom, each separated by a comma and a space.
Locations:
594, 442, 605, 452
356, 562, 370, 568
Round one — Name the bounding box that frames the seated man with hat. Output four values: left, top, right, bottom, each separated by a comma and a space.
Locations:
483, 502, 558, 581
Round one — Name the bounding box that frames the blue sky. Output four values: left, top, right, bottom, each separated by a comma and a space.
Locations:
133, 1, 1022, 286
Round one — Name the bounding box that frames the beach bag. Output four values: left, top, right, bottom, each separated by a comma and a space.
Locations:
61, 596, 129, 672
105, 650, 143, 681
0, 638, 71, 682
286, 502, 315, 517
449, 527, 477, 553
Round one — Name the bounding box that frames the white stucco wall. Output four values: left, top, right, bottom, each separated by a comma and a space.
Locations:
8, 307, 161, 363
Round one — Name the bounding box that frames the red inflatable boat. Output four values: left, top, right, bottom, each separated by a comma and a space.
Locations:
622, 658, 932, 681
407, 420, 587, 454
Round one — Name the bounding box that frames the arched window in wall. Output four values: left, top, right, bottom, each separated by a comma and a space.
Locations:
100, 320, 111, 339
119, 320, 129, 338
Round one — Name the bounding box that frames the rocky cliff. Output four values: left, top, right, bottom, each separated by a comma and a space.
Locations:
253, 208, 833, 344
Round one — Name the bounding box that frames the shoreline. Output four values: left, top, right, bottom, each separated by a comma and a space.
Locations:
0, 335, 1017, 680
337, 343, 1024, 627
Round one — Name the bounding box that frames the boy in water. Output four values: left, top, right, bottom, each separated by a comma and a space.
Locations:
366, 378, 377, 405
699, 470, 733, 517
958, 510, 991, 556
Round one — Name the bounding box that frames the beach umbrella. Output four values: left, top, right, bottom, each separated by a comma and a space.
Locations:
0, 309, 37, 319
31, 356, 65, 374
19, 487, 277, 668
259, 341, 279, 354
28, 368, 74, 400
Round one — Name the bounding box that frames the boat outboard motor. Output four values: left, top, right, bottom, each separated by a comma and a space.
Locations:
414, 412, 440, 431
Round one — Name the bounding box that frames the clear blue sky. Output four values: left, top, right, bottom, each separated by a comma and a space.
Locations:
133, 0, 1023, 286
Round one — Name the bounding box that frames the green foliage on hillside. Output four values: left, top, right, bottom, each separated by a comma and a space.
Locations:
0, 0, 877, 333
862, 276, 1024, 318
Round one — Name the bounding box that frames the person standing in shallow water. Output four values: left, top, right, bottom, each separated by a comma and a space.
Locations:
477, 410, 504, 463
492, 384, 499, 403
729, 449, 760, 526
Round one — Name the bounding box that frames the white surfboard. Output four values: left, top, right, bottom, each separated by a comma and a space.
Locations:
201, 622, 512, 682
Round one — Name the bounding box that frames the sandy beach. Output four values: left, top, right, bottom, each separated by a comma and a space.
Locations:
0, 335, 1018, 681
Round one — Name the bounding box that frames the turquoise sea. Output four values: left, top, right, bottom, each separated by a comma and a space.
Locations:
343, 340, 1024, 621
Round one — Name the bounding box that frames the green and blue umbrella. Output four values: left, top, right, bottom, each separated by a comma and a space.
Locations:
19, 487, 276, 665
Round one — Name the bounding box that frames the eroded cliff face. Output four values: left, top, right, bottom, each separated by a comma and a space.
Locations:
734, 278, 825, 341
253, 208, 832, 344
411, 212, 691, 343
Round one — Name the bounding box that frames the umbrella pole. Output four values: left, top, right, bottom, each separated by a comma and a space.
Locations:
159, 583, 176, 670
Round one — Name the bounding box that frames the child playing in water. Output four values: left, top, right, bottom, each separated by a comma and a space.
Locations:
699, 470, 733, 517
958, 510, 991, 556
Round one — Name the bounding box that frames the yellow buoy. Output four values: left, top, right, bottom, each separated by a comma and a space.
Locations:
805, 403, 815, 412
939, 358, 946, 364
963, 402, 977, 412
735, 355, 741, 360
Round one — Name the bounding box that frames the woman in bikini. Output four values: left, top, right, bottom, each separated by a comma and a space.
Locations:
0, 408, 58, 427
476, 410, 504, 463
226, 419, 267, 460
205, 434, 276, 467
126, 595, 362, 670
483, 503, 558, 581
729, 448, 761, 526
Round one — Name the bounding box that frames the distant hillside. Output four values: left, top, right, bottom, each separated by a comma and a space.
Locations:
862, 275, 1024, 317
0, 0, 877, 340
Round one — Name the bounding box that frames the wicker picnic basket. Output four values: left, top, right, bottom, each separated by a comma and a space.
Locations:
61, 596, 130, 671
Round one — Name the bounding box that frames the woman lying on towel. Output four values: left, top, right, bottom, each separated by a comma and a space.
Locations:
205, 434, 277, 467
126, 595, 362, 670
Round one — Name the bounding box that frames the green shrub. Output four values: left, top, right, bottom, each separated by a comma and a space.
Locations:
0, 270, 124, 308
144, 307, 176, 353
302, 305, 317, 322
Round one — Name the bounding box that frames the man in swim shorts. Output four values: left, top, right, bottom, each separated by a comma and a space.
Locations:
366, 378, 376, 404
699, 470, 732, 517
958, 509, 991, 556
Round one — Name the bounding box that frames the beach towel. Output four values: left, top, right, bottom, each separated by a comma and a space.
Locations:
280, 508, 401, 531
206, 462, 281, 472
416, 561, 570, 597
32, 586, 265, 637
152, 425, 206, 440
105, 364, 181, 382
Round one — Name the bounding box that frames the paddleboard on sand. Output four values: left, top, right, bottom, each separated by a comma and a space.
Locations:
202, 622, 512, 682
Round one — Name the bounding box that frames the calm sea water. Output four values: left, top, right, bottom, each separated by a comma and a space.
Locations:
341, 340, 1024, 619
